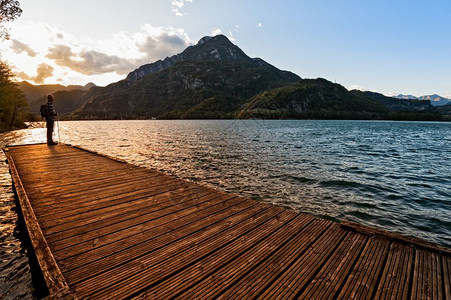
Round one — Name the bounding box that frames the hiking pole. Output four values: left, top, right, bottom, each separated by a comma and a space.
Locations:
56, 117, 61, 143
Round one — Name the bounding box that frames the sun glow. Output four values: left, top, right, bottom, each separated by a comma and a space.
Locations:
2, 21, 192, 86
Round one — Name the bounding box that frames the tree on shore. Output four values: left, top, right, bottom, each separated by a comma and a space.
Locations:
0, 0, 22, 40
0, 1, 27, 131
0, 61, 27, 130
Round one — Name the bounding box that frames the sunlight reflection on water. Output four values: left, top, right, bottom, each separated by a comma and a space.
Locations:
0, 153, 34, 299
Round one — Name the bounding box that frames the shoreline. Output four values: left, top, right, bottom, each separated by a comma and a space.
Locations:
0, 152, 35, 299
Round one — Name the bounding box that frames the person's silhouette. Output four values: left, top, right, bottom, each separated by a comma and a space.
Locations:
45, 94, 58, 145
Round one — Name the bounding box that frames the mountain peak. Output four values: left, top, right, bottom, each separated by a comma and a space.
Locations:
197, 36, 212, 45
395, 94, 418, 100
394, 93, 450, 106
84, 82, 97, 89
126, 34, 250, 82
418, 94, 450, 106
197, 34, 232, 45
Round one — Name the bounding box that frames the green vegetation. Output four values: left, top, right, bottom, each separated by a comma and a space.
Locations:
238, 79, 389, 119
236, 79, 442, 120
0, 61, 28, 131
0, 0, 22, 40
435, 104, 451, 121
0, 1, 27, 130
75, 55, 300, 119
29, 89, 87, 116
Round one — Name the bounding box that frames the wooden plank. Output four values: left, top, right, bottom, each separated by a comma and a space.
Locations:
12, 155, 125, 174
46, 188, 234, 251
8, 149, 84, 161
412, 247, 425, 300
5, 144, 449, 300
24, 168, 152, 192
35, 184, 181, 223
40, 185, 210, 234
374, 242, 414, 300
433, 252, 443, 300
147, 213, 313, 299
71, 206, 282, 298
3, 148, 71, 297
12, 153, 111, 166
297, 232, 368, 299
38, 178, 197, 229
60, 196, 254, 276
30, 175, 183, 213
259, 224, 348, 299
412, 249, 443, 300
29, 174, 170, 207
336, 237, 390, 300
52, 191, 243, 263
24, 168, 157, 196
217, 218, 332, 299
64, 201, 274, 286
443, 255, 451, 300
16, 157, 129, 172
33, 177, 189, 219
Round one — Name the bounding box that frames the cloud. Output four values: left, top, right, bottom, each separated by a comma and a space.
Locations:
35, 63, 54, 84
3, 21, 193, 86
348, 84, 367, 91
137, 32, 189, 62
17, 63, 54, 84
228, 31, 235, 41
16, 71, 32, 81
210, 28, 222, 36
46, 44, 135, 75
44, 26, 191, 76
171, 0, 185, 8
171, 0, 193, 17
46, 44, 73, 60
11, 39, 38, 57
256, 22, 263, 28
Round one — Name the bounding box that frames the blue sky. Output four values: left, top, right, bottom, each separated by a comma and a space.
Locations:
1, 0, 450, 97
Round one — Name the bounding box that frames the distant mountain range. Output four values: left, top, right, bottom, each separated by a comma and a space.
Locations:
395, 94, 450, 106
239, 81, 435, 119
18, 35, 449, 121
17, 81, 95, 104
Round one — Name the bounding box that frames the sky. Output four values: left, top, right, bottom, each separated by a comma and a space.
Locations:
1, 0, 450, 98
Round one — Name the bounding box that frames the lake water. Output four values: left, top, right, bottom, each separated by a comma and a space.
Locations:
1, 120, 450, 295
0, 152, 34, 299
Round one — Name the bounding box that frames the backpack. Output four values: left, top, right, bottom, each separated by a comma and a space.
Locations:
40, 104, 47, 118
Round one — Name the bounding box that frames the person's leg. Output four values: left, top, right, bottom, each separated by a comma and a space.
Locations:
47, 119, 54, 144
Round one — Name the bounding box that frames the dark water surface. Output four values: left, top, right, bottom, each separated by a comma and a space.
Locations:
0, 152, 34, 299
1, 119, 450, 296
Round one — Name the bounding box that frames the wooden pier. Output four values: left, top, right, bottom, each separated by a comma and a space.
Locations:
3, 143, 450, 299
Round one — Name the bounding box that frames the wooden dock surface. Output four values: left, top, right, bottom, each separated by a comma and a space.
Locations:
3, 143, 450, 299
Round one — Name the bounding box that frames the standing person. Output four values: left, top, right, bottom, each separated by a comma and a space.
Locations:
45, 94, 58, 145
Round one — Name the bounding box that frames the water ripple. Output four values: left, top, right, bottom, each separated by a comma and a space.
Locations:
0, 154, 34, 299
